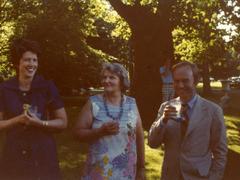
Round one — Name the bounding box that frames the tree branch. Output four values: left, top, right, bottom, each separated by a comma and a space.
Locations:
108, 0, 133, 20
135, 0, 141, 6
108, 0, 157, 30
0, 0, 8, 11
156, 0, 176, 17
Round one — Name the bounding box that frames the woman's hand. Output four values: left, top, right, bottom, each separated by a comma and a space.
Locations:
16, 113, 30, 125
17, 112, 42, 127
25, 112, 42, 126
99, 121, 119, 136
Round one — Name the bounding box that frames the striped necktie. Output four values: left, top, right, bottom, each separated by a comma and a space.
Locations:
181, 103, 189, 139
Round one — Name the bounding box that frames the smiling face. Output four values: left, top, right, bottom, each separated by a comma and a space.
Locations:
173, 65, 196, 102
101, 70, 121, 93
18, 51, 38, 79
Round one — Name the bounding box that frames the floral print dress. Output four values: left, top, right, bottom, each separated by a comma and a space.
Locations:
82, 95, 138, 180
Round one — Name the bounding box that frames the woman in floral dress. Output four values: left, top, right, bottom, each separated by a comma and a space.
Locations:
74, 63, 145, 180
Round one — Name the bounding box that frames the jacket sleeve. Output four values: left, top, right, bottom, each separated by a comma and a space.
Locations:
209, 106, 228, 180
148, 102, 167, 148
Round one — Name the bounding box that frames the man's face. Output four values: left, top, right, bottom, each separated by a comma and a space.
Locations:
173, 66, 196, 101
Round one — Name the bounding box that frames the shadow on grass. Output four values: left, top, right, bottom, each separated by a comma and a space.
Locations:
56, 106, 87, 180
223, 112, 240, 180
58, 141, 87, 180
224, 149, 240, 180
58, 103, 240, 180
0, 91, 239, 180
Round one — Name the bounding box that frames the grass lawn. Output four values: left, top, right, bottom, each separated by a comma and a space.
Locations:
56, 106, 165, 180
0, 83, 238, 179
57, 112, 240, 180
57, 119, 240, 180
57, 86, 240, 180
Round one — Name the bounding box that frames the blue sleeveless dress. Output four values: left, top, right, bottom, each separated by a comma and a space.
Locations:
82, 95, 138, 180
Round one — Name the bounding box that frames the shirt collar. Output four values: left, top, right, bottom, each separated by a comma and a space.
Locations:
184, 94, 197, 109
1, 75, 47, 91
178, 94, 197, 109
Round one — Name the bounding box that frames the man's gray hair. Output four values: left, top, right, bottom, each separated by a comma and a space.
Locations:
101, 62, 130, 92
172, 61, 200, 84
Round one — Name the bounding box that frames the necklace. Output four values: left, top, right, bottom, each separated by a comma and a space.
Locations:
103, 94, 124, 121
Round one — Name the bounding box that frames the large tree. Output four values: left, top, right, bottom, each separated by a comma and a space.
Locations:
106, 0, 175, 128
100, 0, 239, 128
2, 0, 104, 93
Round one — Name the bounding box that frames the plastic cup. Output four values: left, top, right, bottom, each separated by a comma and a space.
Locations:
168, 99, 182, 122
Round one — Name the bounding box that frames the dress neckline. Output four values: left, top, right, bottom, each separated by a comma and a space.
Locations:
97, 94, 126, 107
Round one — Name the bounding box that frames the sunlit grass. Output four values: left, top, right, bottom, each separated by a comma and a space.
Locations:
225, 115, 240, 154
57, 92, 240, 179
197, 81, 222, 89
57, 107, 165, 179
0, 88, 238, 179
144, 132, 163, 179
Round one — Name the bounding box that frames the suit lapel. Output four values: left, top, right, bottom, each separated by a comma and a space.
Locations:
183, 95, 206, 139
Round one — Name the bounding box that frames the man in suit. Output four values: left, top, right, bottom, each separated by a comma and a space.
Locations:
148, 61, 227, 180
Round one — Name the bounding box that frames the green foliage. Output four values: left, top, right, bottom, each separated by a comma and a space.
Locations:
83, 0, 133, 71
173, 27, 206, 63
0, 0, 134, 90
172, 0, 239, 80
0, 55, 15, 81
1, 0, 105, 91
0, 1, 16, 78
88, 0, 131, 40
0, 25, 15, 79
0, 0, 239, 90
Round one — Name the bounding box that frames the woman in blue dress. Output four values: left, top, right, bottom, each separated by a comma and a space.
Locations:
74, 63, 145, 180
0, 39, 67, 180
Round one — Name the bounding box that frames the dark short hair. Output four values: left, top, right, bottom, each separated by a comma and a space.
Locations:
172, 61, 200, 84
10, 38, 41, 68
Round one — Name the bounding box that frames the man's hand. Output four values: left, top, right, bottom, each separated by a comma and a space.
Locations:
162, 105, 177, 124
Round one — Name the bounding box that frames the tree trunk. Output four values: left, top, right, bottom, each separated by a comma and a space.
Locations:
107, 1, 175, 129
202, 61, 212, 95
131, 25, 173, 128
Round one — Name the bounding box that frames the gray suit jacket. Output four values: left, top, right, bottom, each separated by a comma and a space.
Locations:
148, 95, 227, 180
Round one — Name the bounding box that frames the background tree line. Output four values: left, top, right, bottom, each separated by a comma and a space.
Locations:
0, 0, 239, 128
